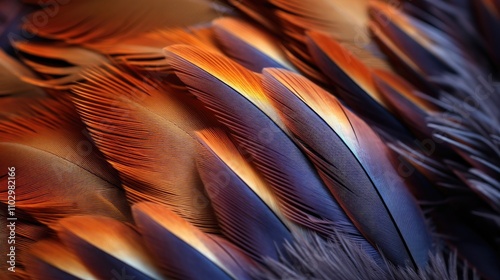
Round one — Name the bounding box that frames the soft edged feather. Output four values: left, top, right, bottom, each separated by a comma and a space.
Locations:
306, 31, 413, 142
24, 0, 221, 44
0, 98, 130, 226
164, 44, 358, 238
240, 0, 370, 45
369, 0, 465, 77
213, 17, 295, 71
196, 128, 293, 261
372, 69, 439, 139
262, 68, 433, 267
133, 202, 254, 280
72, 65, 219, 233
254, 230, 478, 280
13, 41, 108, 90
26, 241, 97, 280
55, 216, 163, 280
89, 27, 221, 71
0, 50, 46, 97
13, 41, 108, 89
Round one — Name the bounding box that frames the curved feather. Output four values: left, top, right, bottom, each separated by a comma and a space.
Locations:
72, 65, 219, 233
89, 27, 220, 71
56, 216, 163, 279
269, 0, 369, 45
0, 50, 46, 97
373, 69, 438, 139
26, 241, 97, 280
0, 208, 52, 276
24, 0, 221, 45
306, 31, 413, 142
213, 17, 294, 71
368, 21, 441, 97
133, 202, 254, 280
369, 0, 465, 77
262, 68, 433, 267
164, 44, 357, 238
13, 41, 108, 89
0, 98, 130, 226
196, 128, 293, 261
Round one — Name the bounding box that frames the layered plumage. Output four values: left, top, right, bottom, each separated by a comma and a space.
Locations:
0, 0, 499, 279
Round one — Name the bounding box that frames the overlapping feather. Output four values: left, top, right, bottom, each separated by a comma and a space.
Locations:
23, 0, 221, 45
72, 65, 219, 233
196, 128, 293, 261
133, 202, 254, 280
262, 68, 433, 267
0, 98, 130, 226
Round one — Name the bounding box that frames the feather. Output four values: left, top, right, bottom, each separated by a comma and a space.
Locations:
372, 69, 438, 139
164, 44, 365, 239
0, 95, 47, 119
56, 216, 163, 279
24, 0, 221, 45
0, 98, 130, 226
306, 31, 413, 142
196, 128, 293, 261
0, 50, 46, 97
262, 68, 433, 267
13, 41, 108, 89
268, 0, 370, 45
226, 0, 278, 33
26, 241, 97, 280
226, 0, 372, 85
306, 31, 386, 106
0, 208, 52, 275
369, 21, 441, 97
72, 65, 219, 233
133, 202, 254, 280
89, 27, 220, 71
213, 17, 295, 71
369, 0, 465, 77
254, 230, 479, 280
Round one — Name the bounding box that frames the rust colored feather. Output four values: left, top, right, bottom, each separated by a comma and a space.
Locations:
72, 65, 220, 233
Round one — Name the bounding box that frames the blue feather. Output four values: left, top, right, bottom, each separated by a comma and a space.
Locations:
263, 68, 433, 267
197, 129, 293, 262
164, 44, 383, 264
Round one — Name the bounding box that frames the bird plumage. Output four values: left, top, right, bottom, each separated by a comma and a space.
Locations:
0, 0, 499, 279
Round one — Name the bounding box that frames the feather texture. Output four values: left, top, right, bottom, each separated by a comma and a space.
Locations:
0, 0, 499, 279
133, 202, 254, 280
23, 0, 221, 45
306, 30, 413, 142
72, 65, 219, 233
13, 41, 109, 89
196, 128, 293, 261
164, 44, 363, 239
0, 98, 130, 226
213, 17, 295, 71
0, 50, 46, 97
54, 216, 162, 279
26, 241, 96, 280
262, 68, 433, 267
